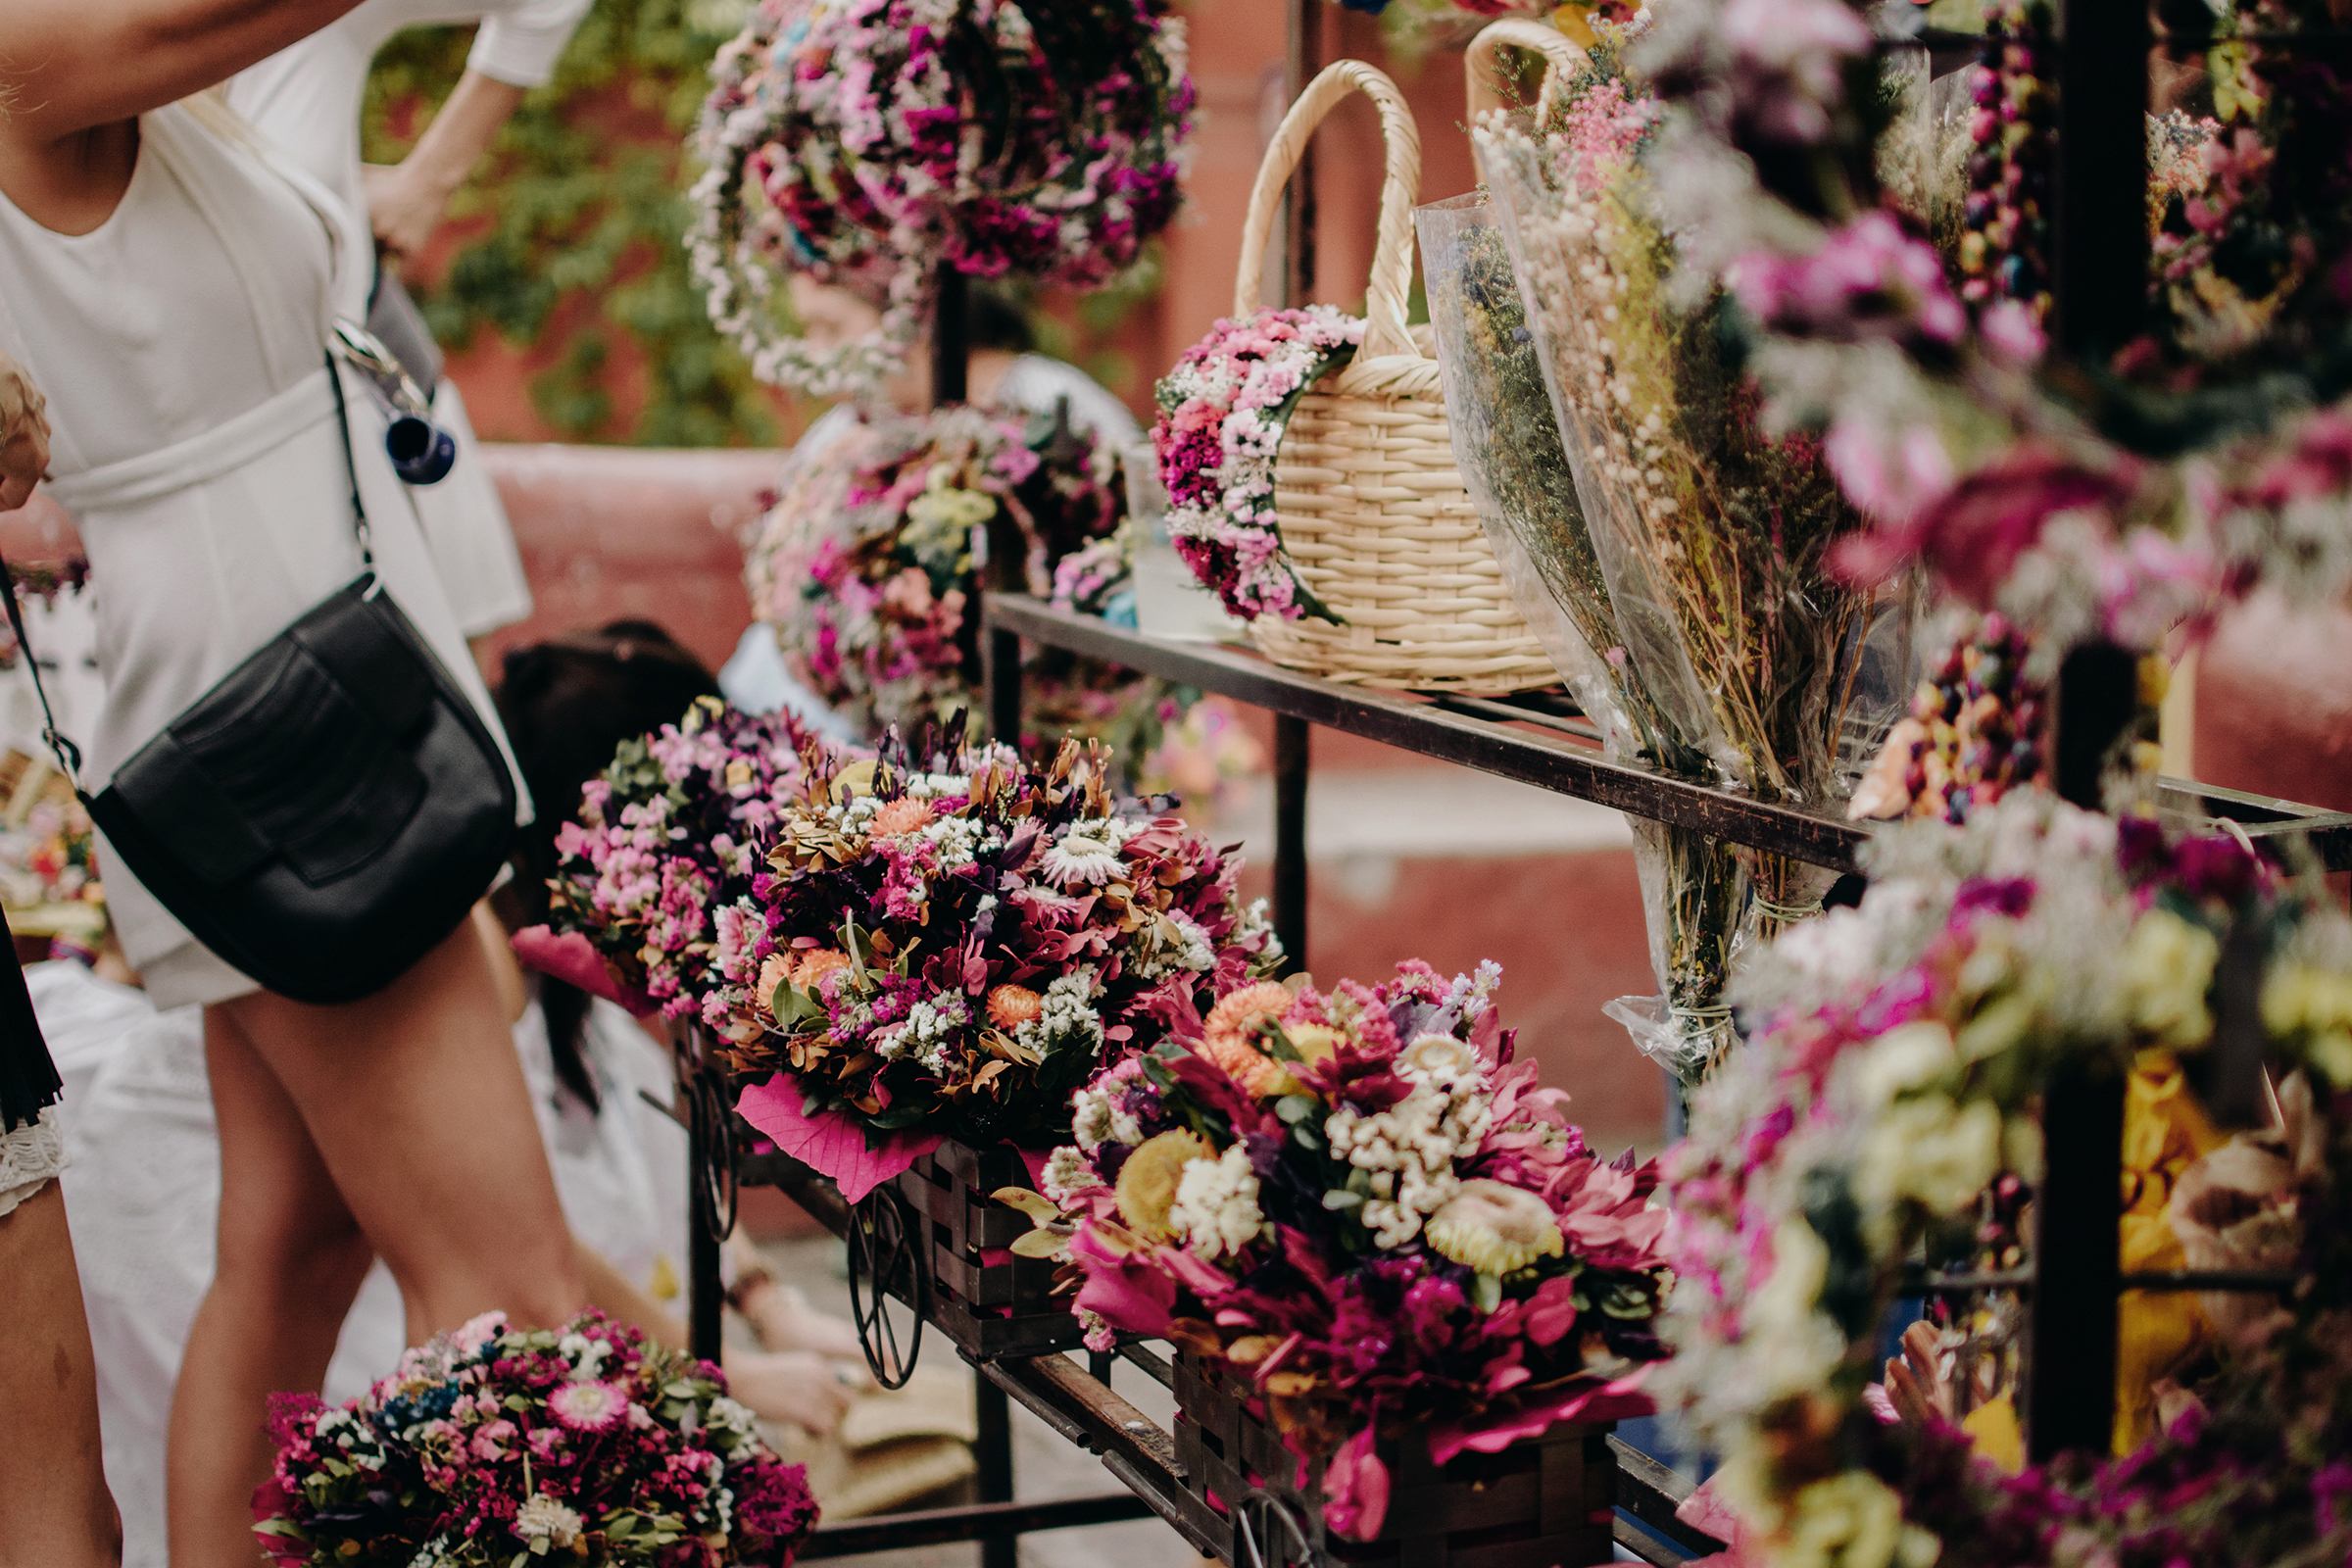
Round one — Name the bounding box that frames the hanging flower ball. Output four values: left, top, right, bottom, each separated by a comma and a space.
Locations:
690, 0, 1196, 396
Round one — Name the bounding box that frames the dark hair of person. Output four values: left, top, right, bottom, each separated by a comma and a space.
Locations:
492, 621, 720, 1110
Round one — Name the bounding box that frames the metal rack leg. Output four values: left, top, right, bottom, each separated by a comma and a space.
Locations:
976, 1377, 1017, 1568
2026, 1064, 2124, 1459
1273, 714, 1309, 973
689, 1112, 725, 1365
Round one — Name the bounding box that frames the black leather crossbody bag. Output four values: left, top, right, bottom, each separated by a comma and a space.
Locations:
0, 351, 516, 1005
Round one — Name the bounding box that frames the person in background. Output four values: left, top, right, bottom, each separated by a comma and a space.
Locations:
0, 348, 120, 1568
0, 3, 587, 1559
230, 0, 598, 651
719, 275, 1144, 715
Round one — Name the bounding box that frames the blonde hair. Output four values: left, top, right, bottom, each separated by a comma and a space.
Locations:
175, 85, 261, 148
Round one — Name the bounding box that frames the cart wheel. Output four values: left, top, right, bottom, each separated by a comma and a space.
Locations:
1236, 1490, 1312, 1568
686, 1065, 739, 1242
847, 1184, 928, 1389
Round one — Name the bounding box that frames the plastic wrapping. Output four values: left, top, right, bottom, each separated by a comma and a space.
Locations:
1476, 103, 1914, 1082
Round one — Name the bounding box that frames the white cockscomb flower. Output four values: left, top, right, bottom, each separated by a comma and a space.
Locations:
1015, 969, 1104, 1058
921, 812, 985, 869
876, 992, 970, 1073
1167, 1145, 1262, 1260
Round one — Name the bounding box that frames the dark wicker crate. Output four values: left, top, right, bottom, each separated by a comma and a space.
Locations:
891, 1139, 1085, 1359
1171, 1352, 1617, 1568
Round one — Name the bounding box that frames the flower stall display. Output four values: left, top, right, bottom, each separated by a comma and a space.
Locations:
1658, 791, 2352, 1568
539, 697, 825, 1021
689, 0, 1195, 397
256, 1310, 818, 1566
1151, 306, 1364, 622
1015, 960, 1673, 1542
714, 730, 1280, 1191
741, 402, 1168, 749
1624, 0, 2352, 674
1474, 41, 1914, 1082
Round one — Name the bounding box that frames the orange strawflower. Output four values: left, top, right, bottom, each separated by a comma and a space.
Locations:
1203, 982, 1292, 1053
793, 950, 853, 991
1196, 981, 1299, 1098
869, 797, 935, 837
987, 984, 1045, 1029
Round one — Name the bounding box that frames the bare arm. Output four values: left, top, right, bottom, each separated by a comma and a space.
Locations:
0, 0, 369, 145
365, 69, 526, 260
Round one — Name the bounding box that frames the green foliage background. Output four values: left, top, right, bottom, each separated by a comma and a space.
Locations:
364, 0, 783, 447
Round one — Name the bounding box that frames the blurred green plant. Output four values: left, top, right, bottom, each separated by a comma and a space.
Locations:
364, 0, 783, 446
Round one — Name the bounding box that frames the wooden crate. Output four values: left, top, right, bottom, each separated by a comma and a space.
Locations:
1171, 1353, 1617, 1568
891, 1140, 1085, 1359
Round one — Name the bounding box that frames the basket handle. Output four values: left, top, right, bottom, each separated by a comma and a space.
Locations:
1464, 19, 1587, 122
1232, 60, 1421, 363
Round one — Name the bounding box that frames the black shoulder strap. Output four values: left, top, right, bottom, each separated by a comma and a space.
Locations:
0, 347, 373, 797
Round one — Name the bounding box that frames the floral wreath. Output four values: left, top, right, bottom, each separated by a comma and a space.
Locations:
689, 0, 1195, 398
1659, 791, 2352, 1568
1151, 305, 1364, 620
1623, 0, 2352, 670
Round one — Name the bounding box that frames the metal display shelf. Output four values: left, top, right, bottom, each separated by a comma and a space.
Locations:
984, 592, 2352, 882
732, 1149, 1730, 1567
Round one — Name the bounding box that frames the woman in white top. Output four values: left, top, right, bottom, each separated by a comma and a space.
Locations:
229, 0, 597, 645
0, 6, 585, 1565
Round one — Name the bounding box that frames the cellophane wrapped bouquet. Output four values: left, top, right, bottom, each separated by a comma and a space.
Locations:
743, 403, 1167, 751
716, 730, 1281, 1156
255, 1311, 817, 1567
1476, 39, 1911, 1083
1021, 961, 1673, 1539
544, 697, 823, 1021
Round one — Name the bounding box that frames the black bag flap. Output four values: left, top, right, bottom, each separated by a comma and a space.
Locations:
96, 732, 273, 886
287, 581, 433, 738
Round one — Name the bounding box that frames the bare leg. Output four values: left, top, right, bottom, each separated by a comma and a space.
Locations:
0, 1181, 121, 1568
169, 921, 585, 1568
572, 1239, 858, 1434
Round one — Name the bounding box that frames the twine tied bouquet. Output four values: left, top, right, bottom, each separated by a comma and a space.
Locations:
1009, 960, 1672, 1540
255, 1311, 818, 1566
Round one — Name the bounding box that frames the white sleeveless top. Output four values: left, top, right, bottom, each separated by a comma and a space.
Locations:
0, 105, 528, 1009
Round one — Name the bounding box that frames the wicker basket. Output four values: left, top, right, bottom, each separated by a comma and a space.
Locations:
1237, 62, 1559, 695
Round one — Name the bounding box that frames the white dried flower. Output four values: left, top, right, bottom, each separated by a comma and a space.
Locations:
1167, 1145, 1262, 1260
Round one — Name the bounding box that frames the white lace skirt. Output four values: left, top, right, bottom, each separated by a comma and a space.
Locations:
0, 1105, 66, 1217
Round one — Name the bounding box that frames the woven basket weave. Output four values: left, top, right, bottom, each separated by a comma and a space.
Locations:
1238, 61, 1558, 694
